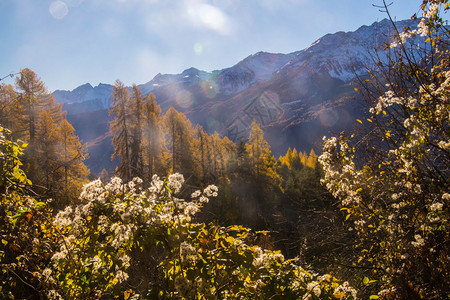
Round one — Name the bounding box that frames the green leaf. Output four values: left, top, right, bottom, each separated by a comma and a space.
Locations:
35, 202, 46, 209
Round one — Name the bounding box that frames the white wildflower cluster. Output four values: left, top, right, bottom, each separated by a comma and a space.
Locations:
319, 136, 363, 206
320, 2, 449, 297
42, 268, 53, 282
49, 174, 216, 292
47, 290, 63, 300
333, 281, 358, 299
190, 184, 219, 204
286, 265, 357, 299
306, 282, 321, 298
168, 173, 184, 193
252, 247, 268, 268
80, 179, 104, 202
232, 238, 246, 251
427, 198, 445, 222
423, 3, 440, 18
430, 202, 443, 212
417, 18, 429, 37
411, 234, 426, 247
203, 184, 218, 197
114, 270, 129, 283
252, 246, 285, 269
378, 286, 397, 298
180, 241, 197, 264
320, 5, 449, 292
389, 1, 445, 49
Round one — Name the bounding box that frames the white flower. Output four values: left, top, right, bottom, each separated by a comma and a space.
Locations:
411, 234, 425, 247
47, 290, 63, 300
199, 196, 209, 203
191, 190, 201, 198
168, 173, 184, 193
307, 282, 321, 297
430, 202, 443, 212
92, 256, 102, 271
42, 268, 52, 279
423, 4, 439, 18
115, 270, 129, 283
203, 185, 218, 197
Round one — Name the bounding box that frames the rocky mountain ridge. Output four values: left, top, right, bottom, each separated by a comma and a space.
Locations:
57, 18, 415, 175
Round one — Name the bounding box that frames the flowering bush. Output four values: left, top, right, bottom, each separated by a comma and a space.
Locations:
0, 127, 59, 299
319, 1, 449, 298
44, 172, 357, 299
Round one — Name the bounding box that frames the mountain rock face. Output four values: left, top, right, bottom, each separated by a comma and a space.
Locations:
54, 83, 113, 114
54, 19, 412, 175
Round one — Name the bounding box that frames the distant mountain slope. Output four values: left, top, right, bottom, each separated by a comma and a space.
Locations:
55, 18, 414, 175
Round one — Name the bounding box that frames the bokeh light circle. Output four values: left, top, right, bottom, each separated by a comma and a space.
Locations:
49, 1, 69, 20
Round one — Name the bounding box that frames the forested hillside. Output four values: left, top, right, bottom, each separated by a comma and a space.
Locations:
0, 1, 448, 299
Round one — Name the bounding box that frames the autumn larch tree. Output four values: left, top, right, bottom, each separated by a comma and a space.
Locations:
142, 92, 167, 182
163, 107, 200, 184
110, 80, 132, 181
129, 84, 144, 179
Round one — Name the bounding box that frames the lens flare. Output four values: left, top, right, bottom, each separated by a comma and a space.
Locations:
318, 109, 338, 128
194, 43, 203, 55
200, 81, 217, 99
176, 90, 193, 109
49, 1, 69, 19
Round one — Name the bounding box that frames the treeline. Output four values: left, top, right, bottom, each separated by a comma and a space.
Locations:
108, 80, 339, 259
0, 69, 89, 207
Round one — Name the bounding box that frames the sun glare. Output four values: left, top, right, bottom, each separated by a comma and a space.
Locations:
187, 3, 232, 36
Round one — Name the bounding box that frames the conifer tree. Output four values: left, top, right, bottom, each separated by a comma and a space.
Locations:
0, 84, 17, 131
231, 120, 280, 226
213, 133, 235, 180
129, 84, 144, 178
35, 110, 60, 191
245, 120, 278, 182
110, 80, 132, 181
57, 119, 89, 204
142, 93, 166, 181
14, 68, 59, 143
163, 107, 200, 182
306, 149, 318, 169
0, 69, 88, 203
195, 125, 214, 183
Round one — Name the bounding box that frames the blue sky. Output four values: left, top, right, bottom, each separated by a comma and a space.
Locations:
0, 0, 421, 91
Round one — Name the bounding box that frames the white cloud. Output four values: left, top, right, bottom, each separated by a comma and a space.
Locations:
186, 2, 234, 36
